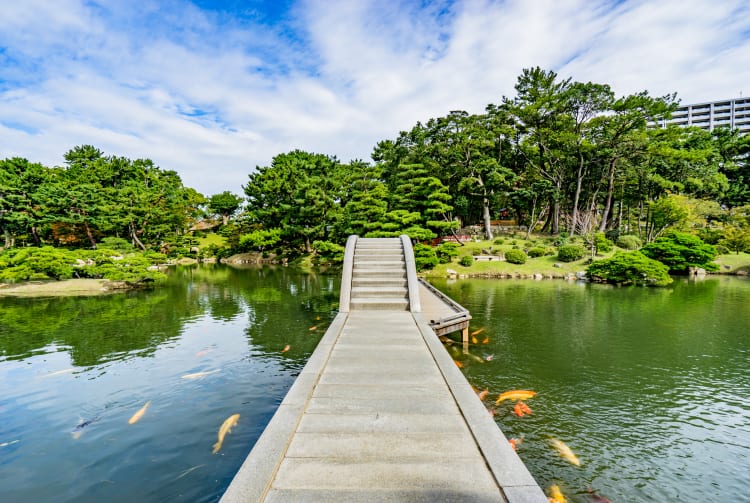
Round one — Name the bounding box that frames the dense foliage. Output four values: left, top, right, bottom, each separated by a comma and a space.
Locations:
504, 248, 527, 264
557, 244, 587, 262
640, 232, 718, 273
587, 251, 673, 286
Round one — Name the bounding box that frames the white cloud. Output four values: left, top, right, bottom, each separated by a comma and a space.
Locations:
1, 0, 749, 196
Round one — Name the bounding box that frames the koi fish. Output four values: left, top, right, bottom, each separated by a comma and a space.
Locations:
495, 390, 537, 404
471, 335, 478, 344
454, 360, 463, 368
487, 407, 496, 416
508, 436, 524, 451
547, 484, 566, 503
71, 416, 101, 439
174, 464, 206, 481
470, 328, 485, 336
315, 316, 321, 321
282, 344, 291, 353
585, 488, 613, 503
128, 401, 151, 425
195, 348, 213, 357
482, 336, 489, 344
42, 368, 75, 378
182, 369, 220, 379
477, 389, 489, 401
512, 401, 533, 417
0, 440, 20, 447
484, 354, 494, 361
212, 414, 240, 454
549, 438, 581, 466
309, 326, 317, 331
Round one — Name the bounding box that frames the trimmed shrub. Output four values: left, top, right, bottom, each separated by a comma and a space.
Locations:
527, 247, 547, 258
493, 238, 505, 245
436, 242, 460, 263
557, 244, 586, 262
459, 255, 473, 267
587, 251, 672, 286
616, 235, 642, 250
594, 232, 614, 254
312, 241, 345, 263
413, 244, 439, 271
641, 231, 718, 273
504, 248, 527, 264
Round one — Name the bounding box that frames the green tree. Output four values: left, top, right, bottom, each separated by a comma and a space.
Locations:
719, 226, 750, 254
244, 150, 343, 252
208, 191, 243, 225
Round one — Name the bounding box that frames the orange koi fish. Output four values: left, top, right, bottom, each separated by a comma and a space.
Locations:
477, 389, 489, 401
512, 401, 533, 417
470, 328, 485, 336
128, 400, 151, 425
547, 484, 566, 503
549, 438, 581, 466
495, 390, 537, 404
482, 336, 489, 344
453, 360, 463, 368
195, 348, 213, 357
282, 344, 290, 353
212, 414, 240, 454
309, 325, 318, 331
508, 436, 524, 451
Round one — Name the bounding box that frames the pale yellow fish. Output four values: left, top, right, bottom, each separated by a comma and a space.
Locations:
182, 369, 220, 379
212, 414, 240, 454
41, 368, 75, 378
495, 389, 537, 404
549, 438, 581, 466
128, 401, 151, 424
547, 484, 566, 503
0, 440, 20, 447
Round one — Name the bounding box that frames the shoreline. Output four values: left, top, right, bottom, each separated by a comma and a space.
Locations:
0, 278, 144, 297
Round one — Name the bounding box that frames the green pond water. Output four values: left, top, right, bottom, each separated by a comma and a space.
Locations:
430, 276, 750, 502
1, 266, 748, 502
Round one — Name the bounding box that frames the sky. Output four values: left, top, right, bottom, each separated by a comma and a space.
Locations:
2, 0, 750, 196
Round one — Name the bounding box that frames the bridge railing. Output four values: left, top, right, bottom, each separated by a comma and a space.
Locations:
400, 235, 421, 313
338, 235, 358, 313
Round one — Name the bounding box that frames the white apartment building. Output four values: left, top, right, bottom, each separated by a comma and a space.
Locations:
658, 97, 750, 134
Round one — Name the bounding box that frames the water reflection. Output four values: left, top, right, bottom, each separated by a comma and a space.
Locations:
433, 276, 750, 502
0, 264, 340, 503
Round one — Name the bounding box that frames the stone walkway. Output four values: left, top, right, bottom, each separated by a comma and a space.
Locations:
220, 310, 546, 502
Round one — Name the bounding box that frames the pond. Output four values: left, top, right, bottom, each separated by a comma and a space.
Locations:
0, 265, 339, 503
430, 276, 750, 502
2, 267, 748, 502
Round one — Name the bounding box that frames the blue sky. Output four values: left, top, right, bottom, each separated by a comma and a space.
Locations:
2, 0, 750, 196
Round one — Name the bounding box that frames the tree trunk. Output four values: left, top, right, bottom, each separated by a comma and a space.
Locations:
599, 157, 618, 232
31, 226, 41, 246
130, 222, 146, 251
570, 153, 585, 236
3, 229, 12, 249
482, 197, 493, 240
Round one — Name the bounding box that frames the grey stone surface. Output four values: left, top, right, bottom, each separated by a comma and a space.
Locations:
221, 240, 546, 503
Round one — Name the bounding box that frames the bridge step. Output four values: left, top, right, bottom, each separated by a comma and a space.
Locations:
351, 286, 409, 299
348, 237, 410, 311
349, 298, 410, 310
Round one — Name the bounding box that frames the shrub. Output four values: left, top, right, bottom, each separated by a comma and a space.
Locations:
99, 237, 134, 252
0, 247, 75, 281
413, 244, 439, 271
504, 249, 527, 264
641, 231, 718, 273
238, 228, 282, 252
616, 235, 642, 250
436, 242, 460, 263
312, 240, 345, 263
557, 244, 586, 262
459, 255, 473, 267
587, 251, 672, 286
493, 238, 505, 245
527, 247, 547, 258
594, 232, 614, 254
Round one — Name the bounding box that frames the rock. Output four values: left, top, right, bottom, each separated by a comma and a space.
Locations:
724, 265, 732, 270
689, 267, 706, 276
553, 263, 563, 268
576, 271, 587, 279
533, 273, 543, 280
737, 270, 749, 276
446, 268, 457, 279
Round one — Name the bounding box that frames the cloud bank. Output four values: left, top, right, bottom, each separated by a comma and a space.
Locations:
1, 0, 749, 195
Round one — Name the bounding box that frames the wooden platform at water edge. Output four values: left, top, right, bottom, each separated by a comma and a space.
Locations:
221, 236, 547, 503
